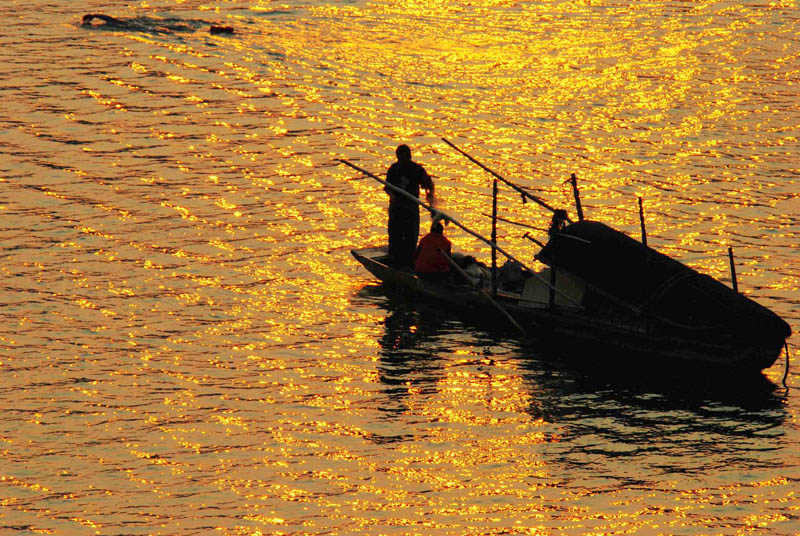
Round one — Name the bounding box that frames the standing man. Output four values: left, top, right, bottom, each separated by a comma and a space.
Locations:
385, 144, 434, 268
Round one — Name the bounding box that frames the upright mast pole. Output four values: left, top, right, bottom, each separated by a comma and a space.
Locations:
728, 246, 739, 293
638, 197, 648, 247
570, 173, 584, 221
491, 178, 498, 298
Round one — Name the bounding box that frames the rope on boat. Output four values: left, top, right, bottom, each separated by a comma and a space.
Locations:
338, 159, 583, 308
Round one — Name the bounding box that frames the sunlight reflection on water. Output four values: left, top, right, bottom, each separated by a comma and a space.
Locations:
0, 0, 798, 534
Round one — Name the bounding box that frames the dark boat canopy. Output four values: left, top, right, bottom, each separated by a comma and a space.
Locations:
537, 221, 791, 345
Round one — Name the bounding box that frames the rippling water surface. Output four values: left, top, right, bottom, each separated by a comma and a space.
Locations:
1, 0, 799, 534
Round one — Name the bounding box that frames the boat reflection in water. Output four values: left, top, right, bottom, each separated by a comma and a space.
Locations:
366, 281, 788, 473
352, 234, 790, 374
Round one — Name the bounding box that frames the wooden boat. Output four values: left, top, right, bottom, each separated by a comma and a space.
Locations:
340, 148, 790, 373
351, 219, 791, 372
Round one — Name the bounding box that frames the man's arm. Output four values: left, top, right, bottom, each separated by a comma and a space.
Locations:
420, 166, 434, 196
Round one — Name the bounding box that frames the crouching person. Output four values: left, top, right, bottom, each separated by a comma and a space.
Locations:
414, 220, 451, 282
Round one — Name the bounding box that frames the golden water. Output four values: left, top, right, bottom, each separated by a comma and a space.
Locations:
1, 0, 798, 534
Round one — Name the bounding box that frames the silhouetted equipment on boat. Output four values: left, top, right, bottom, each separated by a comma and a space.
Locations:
341, 145, 791, 373
439, 249, 526, 336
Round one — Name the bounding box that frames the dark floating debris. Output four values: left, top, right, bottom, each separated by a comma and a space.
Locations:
81, 14, 234, 35
82, 14, 130, 28
209, 25, 234, 35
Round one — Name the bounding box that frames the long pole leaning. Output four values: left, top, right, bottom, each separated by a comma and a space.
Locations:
337, 159, 582, 308
441, 137, 569, 221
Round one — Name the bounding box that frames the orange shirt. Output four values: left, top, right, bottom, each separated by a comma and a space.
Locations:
414, 232, 452, 273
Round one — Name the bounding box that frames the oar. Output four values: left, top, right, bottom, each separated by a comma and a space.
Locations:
439, 250, 528, 336
441, 137, 570, 221
337, 159, 582, 308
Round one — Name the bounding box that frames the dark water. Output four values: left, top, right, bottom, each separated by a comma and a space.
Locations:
1, 0, 798, 534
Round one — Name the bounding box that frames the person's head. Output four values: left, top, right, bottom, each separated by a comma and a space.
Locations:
430, 221, 444, 234
548, 209, 569, 235
395, 144, 412, 162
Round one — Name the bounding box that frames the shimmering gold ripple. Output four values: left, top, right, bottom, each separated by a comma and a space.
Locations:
0, 0, 798, 534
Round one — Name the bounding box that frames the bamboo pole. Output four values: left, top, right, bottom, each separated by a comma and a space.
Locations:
337, 159, 582, 308
441, 137, 568, 220
522, 232, 546, 249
